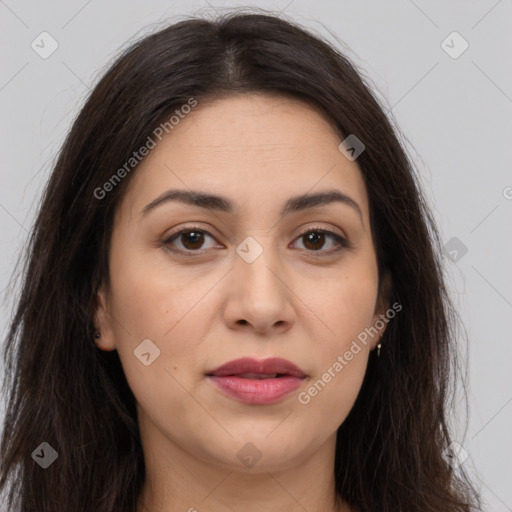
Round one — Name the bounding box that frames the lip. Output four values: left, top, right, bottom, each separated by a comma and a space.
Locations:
206, 357, 307, 405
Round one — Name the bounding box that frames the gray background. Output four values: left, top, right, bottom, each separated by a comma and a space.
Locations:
1, 1, 511, 510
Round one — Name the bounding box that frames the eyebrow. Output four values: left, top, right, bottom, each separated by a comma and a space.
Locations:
141, 188, 363, 224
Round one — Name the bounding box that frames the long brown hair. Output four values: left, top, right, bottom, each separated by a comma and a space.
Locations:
0, 10, 481, 512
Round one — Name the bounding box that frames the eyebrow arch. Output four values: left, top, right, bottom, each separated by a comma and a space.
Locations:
141, 188, 363, 224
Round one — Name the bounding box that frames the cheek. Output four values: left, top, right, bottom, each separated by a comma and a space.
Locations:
297, 258, 377, 421
107, 237, 208, 340
105, 258, 208, 430
105, 245, 219, 397
310, 258, 379, 352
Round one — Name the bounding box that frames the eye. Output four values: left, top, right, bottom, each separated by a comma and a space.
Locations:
292, 227, 350, 256
162, 226, 220, 255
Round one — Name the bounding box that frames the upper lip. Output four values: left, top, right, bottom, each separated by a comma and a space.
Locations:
206, 357, 306, 378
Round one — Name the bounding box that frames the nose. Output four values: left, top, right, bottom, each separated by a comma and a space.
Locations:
223, 241, 295, 336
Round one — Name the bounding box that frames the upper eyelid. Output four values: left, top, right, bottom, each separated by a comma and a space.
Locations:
165, 223, 346, 240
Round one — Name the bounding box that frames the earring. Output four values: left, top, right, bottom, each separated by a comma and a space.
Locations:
377, 342, 382, 357
94, 331, 101, 339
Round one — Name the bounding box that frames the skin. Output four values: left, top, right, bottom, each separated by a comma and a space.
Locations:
94, 93, 391, 512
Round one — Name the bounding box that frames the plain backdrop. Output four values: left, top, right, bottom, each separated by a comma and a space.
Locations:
1, 1, 511, 510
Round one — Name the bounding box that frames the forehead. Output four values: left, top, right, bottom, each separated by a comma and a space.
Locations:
118, 94, 370, 223
162, 94, 343, 155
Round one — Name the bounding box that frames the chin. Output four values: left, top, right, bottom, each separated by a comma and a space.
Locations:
195, 427, 322, 474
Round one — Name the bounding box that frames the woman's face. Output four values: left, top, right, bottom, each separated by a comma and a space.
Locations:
95, 93, 390, 473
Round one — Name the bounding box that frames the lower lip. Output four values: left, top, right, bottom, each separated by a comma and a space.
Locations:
208, 375, 304, 405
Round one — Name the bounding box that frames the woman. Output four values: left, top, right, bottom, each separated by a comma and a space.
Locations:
0, 10, 481, 512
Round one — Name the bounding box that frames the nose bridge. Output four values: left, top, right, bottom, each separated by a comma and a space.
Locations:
227, 232, 293, 330
235, 233, 283, 297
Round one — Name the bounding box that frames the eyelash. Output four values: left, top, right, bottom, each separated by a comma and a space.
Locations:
162, 225, 351, 258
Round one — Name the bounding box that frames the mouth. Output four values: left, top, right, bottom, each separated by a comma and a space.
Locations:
206, 357, 307, 405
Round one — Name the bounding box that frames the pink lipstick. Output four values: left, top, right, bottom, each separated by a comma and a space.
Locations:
206, 357, 306, 405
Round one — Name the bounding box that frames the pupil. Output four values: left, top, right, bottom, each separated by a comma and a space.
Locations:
183, 231, 203, 249
305, 232, 324, 250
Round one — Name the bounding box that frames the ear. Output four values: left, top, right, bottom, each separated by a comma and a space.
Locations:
370, 269, 392, 350
93, 284, 117, 351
